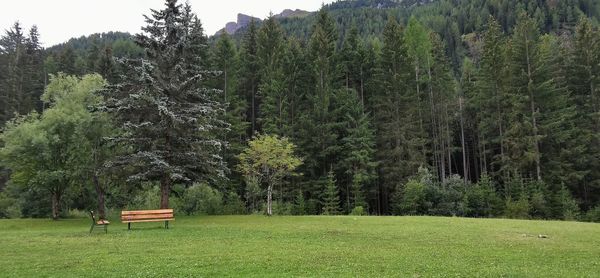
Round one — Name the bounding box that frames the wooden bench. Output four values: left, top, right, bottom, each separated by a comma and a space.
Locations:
90, 211, 110, 233
121, 209, 174, 230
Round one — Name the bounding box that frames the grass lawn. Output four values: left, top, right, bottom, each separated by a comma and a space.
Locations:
1, 215, 599, 277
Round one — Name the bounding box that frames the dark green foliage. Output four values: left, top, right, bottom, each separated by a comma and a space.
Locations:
104, 0, 227, 209
505, 194, 531, 219
322, 171, 341, 215
180, 183, 225, 215
3, 0, 600, 220
464, 173, 503, 217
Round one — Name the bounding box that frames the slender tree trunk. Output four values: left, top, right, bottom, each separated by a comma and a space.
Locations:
251, 84, 256, 135
224, 66, 228, 103
93, 172, 106, 219
51, 190, 60, 220
525, 37, 541, 181
267, 184, 273, 216
459, 93, 467, 183
427, 60, 443, 181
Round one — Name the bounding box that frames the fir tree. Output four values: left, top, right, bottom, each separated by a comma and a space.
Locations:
375, 18, 427, 212
238, 21, 260, 136
104, 0, 227, 209
257, 14, 286, 136
322, 171, 340, 215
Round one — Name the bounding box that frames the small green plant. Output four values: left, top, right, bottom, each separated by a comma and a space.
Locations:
350, 206, 367, 216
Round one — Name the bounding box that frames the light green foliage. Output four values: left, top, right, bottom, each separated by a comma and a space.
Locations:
180, 183, 224, 216
505, 194, 531, 219
0, 74, 107, 219
398, 179, 429, 215
350, 206, 367, 216
238, 134, 302, 215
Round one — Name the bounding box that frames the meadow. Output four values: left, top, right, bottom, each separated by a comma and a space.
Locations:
1, 215, 599, 277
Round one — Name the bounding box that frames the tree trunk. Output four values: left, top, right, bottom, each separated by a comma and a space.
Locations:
160, 174, 171, 209
459, 93, 467, 183
51, 190, 60, 220
267, 184, 273, 216
525, 36, 541, 181
93, 172, 106, 219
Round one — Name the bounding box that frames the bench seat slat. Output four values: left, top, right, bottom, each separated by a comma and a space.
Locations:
122, 214, 173, 220
121, 209, 173, 215
122, 218, 175, 223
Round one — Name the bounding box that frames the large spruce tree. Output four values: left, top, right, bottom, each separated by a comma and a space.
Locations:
104, 0, 227, 208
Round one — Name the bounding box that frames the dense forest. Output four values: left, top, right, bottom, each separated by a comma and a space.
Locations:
1, 0, 600, 222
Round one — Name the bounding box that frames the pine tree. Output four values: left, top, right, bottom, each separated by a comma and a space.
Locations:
506, 13, 544, 181
476, 16, 511, 179
299, 8, 340, 200
375, 18, 427, 213
95, 44, 116, 83
322, 171, 340, 215
104, 0, 227, 209
238, 21, 260, 136
341, 106, 376, 211
567, 17, 600, 208
257, 14, 286, 136
211, 32, 247, 192
0, 22, 26, 125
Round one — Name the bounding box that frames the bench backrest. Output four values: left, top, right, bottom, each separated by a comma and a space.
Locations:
121, 209, 174, 221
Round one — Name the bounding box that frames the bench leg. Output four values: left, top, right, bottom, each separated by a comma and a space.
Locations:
90, 224, 94, 234
104, 224, 108, 234
128, 223, 131, 230
165, 221, 169, 229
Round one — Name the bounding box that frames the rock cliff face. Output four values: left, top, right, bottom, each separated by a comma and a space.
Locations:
273, 9, 310, 19
214, 9, 309, 36
216, 13, 261, 36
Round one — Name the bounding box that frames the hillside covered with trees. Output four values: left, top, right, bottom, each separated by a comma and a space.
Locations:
1, 0, 600, 222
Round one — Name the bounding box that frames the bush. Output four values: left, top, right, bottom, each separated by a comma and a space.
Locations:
585, 206, 600, 223
223, 192, 245, 215
399, 179, 429, 215
180, 183, 224, 215
350, 206, 367, 216
264, 201, 293, 215
0, 192, 21, 219
292, 191, 306, 215
505, 195, 530, 219
552, 185, 580, 221
129, 185, 161, 210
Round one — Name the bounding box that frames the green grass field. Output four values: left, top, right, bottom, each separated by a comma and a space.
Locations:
1, 215, 599, 277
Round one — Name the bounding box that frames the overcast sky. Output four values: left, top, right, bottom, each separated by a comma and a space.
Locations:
0, 0, 335, 47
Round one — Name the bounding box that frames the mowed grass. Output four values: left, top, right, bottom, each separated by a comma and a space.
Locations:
1, 215, 599, 277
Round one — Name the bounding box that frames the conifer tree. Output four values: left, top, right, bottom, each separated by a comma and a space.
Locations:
375, 18, 427, 212
322, 171, 340, 215
257, 14, 286, 136
104, 0, 227, 209
567, 18, 600, 208
238, 21, 260, 136
476, 16, 510, 179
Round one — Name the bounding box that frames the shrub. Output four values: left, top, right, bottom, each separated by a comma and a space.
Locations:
505, 195, 530, 219
585, 206, 600, 223
292, 191, 306, 215
350, 206, 367, 216
0, 192, 21, 219
223, 192, 246, 215
399, 179, 429, 215
129, 185, 161, 210
180, 183, 224, 215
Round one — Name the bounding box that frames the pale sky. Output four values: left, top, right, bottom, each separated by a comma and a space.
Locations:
0, 0, 335, 47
